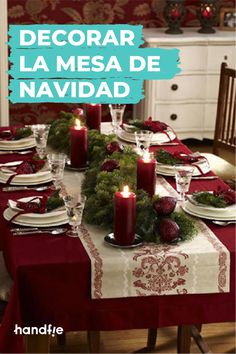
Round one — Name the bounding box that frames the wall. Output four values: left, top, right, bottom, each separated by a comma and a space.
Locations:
7, 0, 236, 125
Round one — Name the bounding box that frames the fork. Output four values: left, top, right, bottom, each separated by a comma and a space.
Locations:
2, 186, 49, 192
0, 150, 33, 155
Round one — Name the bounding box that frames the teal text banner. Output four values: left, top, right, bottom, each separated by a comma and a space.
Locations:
9, 48, 180, 80
9, 79, 144, 104
8, 24, 144, 49
8, 24, 181, 104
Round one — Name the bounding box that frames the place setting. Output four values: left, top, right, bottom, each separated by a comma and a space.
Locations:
155, 149, 211, 177
0, 124, 55, 186
183, 189, 236, 222
171, 162, 236, 223
0, 157, 52, 185
0, 126, 35, 151
118, 117, 177, 145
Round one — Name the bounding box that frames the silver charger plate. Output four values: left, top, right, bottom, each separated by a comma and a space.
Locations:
104, 233, 143, 249
65, 160, 89, 172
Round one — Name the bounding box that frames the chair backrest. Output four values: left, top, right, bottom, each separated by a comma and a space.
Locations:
213, 62, 236, 156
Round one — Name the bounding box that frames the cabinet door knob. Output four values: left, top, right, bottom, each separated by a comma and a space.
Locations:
224, 55, 228, 60
171, 84, 178, 91
170, 114, 177, 121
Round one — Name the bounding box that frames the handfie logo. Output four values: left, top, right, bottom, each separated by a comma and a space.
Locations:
14, 324, 64, 336
8, 24, 181, 104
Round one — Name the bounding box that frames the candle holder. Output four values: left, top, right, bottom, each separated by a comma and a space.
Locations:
197, 0, 218, 33
163, 0, 185, 34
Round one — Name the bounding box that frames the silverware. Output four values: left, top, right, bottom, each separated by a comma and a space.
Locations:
2, 186, 49, 192
12, 228, 67, 236
0, 150, 33, 155
212, 220, 236, 226
11, 227, 39, 232
153, 142, 180, 146
191, 176, 219, 180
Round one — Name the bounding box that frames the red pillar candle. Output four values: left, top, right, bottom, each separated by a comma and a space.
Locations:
70, 119, 87, 168
137, 152, 156, 197
86, 104, 102, 131
114, 186, 136, 246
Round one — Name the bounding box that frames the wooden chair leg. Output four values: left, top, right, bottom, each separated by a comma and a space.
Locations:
177, 325, 191, 354
147, 328, 157, 350
191, 325, 212, 353
24, 334, 50, 353
57, 332, 66, 347
87, 330, 100, 353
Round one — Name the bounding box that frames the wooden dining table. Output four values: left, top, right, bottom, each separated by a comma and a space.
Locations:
0, 124, 235, 353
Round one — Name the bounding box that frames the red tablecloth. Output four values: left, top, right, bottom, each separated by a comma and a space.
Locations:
0, 135, 235, 353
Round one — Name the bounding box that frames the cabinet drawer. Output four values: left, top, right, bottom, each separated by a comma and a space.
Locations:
155, 45, 207, 72
153, 104, 204, 131
154, 75, 206, 101
178, 45, 207, 72
207, 45, 235, 71
206, 76, 220, 100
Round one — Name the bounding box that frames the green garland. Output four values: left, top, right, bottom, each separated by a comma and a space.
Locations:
48, 115, 196, 244
82, 131, 196, 243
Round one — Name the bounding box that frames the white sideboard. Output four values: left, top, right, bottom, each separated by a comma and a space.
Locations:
134, 28, 235, 140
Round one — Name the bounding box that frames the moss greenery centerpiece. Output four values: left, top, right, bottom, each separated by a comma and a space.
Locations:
48, 113, 196, 244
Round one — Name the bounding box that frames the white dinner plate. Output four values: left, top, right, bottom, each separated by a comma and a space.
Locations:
0, 161, 22, 168
117, 129, 176, 145
0, 170, 52, 185
3, 208, 68, 227
4, 207, 68, 227
0, 138, 35, 150
183, 201, 236, 221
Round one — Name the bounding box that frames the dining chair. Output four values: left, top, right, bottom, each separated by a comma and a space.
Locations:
0, 251, 12, 303
213, 62, 236, 156
202, 62, 236, 183
0, 251, 12, 328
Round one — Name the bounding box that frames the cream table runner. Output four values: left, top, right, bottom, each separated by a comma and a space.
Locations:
60, 129, 230, 299
69, 172, 230, 299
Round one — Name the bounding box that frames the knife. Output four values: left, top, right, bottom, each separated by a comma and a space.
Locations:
191, 176, 219, 180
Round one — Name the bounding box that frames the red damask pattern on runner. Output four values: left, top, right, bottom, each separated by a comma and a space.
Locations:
80, 224, 103, 299
132, 244, 189, 296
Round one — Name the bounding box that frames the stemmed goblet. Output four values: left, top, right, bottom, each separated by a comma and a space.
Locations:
174, 164, 194, 203
31, 124, 50, 159
134, 130, 153, 156
109, 104, 126, 135
63, 194, 86, 237
47, 153, 66, 190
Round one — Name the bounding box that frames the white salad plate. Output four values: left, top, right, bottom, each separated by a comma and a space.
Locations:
117, 129, 176, 145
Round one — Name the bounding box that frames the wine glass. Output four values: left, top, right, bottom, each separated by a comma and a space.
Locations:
47, 153, 66, 190
31, 124, 50, 159
174, 165, 194, 202
63, 194, 86, 237
134, 130, 153, 156
109, 104, 126, 135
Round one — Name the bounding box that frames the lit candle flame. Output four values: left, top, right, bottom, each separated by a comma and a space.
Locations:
143, 151, 151, 163
75, 119, 81, 130
121, 185, 130, 198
